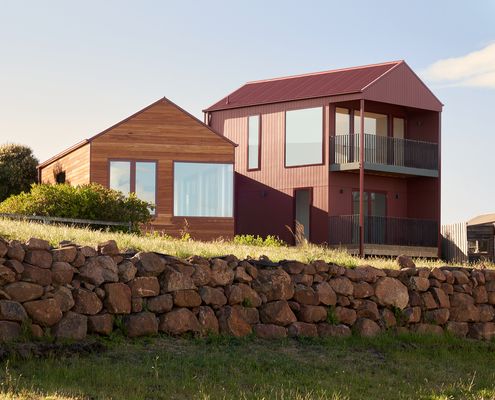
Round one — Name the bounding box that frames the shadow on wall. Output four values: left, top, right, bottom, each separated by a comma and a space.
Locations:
235, 173, 328, 245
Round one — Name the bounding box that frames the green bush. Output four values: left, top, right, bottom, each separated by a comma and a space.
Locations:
233, 234, 286, 247
0, 183, 152, 230
0, 143, 38, 202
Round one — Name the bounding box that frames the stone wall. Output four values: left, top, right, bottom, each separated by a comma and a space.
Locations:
0, 236, 493, 342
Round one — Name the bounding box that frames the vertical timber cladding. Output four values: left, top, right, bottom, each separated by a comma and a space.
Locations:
39, 143, 91, 185
89, 99, 236, 240
209, 98, 332, 244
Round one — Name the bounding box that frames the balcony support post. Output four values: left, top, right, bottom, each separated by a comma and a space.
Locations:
359, 99, 365, 257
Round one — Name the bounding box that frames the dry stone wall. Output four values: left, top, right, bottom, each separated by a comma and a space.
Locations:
0, 236, 494, 341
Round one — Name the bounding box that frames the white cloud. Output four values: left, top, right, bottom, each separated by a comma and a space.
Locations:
424, 43, 495, 88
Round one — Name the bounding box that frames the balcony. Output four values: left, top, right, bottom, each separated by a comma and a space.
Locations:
328, 215, 439, 257
330, 134, 439, 177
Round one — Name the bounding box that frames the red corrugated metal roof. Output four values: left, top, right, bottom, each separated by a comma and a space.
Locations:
204, 61, 403, 112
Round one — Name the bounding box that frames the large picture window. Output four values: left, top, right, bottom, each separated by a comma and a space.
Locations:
248, 115, 260, 170
174, 162, 233, 217
285, 107, 323, 167
109, 160, 156, 213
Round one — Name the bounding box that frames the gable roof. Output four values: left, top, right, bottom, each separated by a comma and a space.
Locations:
204, 60, 443, 112
467, 213, 495, 227
39, 97, 236, 168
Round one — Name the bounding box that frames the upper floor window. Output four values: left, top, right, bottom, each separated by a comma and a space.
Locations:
248, 115, 261, 170
285, 107, 323, 167
174, 162, 233, 217
109, 160, 156, 213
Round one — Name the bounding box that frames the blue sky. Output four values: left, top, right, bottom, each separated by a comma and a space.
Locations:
0, 0, 493, 224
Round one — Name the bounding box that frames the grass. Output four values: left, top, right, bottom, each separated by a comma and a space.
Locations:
1, 333, 495, 399
0, 218, 461, 269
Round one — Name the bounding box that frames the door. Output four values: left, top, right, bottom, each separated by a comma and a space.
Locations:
352, 191, 387, 244
294, 188, 311, 244
393, 117, 405, 166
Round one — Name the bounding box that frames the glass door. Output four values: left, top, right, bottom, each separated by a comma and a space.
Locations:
352, 191, 387, 244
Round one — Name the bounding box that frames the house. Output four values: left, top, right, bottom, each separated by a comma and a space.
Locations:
204, 60, 442, 257
38, 97, 237, 240
467, 214, 495, 263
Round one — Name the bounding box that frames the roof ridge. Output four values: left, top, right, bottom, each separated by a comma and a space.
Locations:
246, 60, 403, 85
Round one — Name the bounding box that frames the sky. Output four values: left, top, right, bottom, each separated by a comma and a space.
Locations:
0, 0, 494, 224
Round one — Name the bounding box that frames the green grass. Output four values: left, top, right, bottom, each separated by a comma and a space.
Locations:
1, 333, 495, 399
0, 218, 458, 269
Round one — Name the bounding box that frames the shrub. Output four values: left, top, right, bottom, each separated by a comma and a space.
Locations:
233, 234, 286, 247
0, 144, 38, 202
0, 183, 152, 230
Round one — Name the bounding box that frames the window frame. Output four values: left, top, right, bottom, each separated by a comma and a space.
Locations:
284, 106, 325, 168
247, 114, 262, 171
172, 160, 235, 218
108, 159, 158, 215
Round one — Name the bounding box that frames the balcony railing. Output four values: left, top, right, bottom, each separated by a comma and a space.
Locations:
328, 215, 438, 247
330, 134, 438, 172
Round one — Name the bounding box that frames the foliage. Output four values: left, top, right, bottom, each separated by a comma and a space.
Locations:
0, 183, 152, 230
0, 144, 38, 202
233, 234, 286, 247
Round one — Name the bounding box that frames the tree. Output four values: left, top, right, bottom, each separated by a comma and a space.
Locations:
0, 143, 39, 202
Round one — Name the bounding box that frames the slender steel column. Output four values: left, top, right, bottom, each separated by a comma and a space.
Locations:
359, 99, 365, 257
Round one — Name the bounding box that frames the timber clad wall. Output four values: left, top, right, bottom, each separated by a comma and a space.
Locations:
40, 143, 90, 185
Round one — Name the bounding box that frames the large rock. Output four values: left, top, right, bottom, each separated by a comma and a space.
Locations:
288, 322, 318, 337
53, 312, 87, 340
51, 262, 74, 285
425, 308, 450, 325
104, 283, 131, 314
415, 323, 444, 335
198, 306, 219, 335
408, 276, 430, 292
210, 259, 235, 286
88, 314, 113, 335
191, 264, 211, 286
7, 240, 25, 262
397, 255, 415, 269
78, 256, 118, 286
217, 306, 252, 337
199, 286, 227, 307
431, 287, 450, 308
24, 298, 62, 326
52, 287, 75, 312
147, 294, 173, 313
24, 250, 52, 269
173, 290, 202, 307
129, 277, 160, 297
315, 282, 337, 306
26, 237, 50, 250
4, 282, 44, 302
134, 252, 166, 277
354, 318, 381, 337
0, 321, 21, 341
298, 305, 327, 323
160, 268, 196, 292
252, 268, 294, 301
51, 246, 77, 263
0, 300, 28, 322
445, 321, 469, 338
118, 261, 137, 283
292, 285, 319, 305
328, 277, 353, 296
159, 308, 201, 335
254, 324, 287, 339
450, 304, 480, 322
353, 282, 374, 298
0, 266, 16, 285
4, 259, 24, 274
21, 264, 53, 286
345, 266, 385, 282
226, 284, 262, 307
317, 323, 351, 338
260, 300, 296, 326
97, 240, 120, 256
335, 307, 357, 325
234, 267, 252, 283
125, 312, 158, 337
468, 323, 495, 341
374, 277, 409, 309
72, 288, 103, 315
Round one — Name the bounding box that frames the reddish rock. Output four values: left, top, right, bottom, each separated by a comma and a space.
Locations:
283, 260, 305, 274
397, 254, 415, 269
72, 289, 102, 315
97, 240, 119, 256
468, 323, 495, 340
479, 304, 495, 322
335, 307, 357, 325
78, 256, 119, 286
430, 268, 446, 282
88, 314, 113, 335
374, 277, 409, 309
445, 321, 469, 337
7, 241, 25, 262
0, 300, 28, 322
79, 246, 97, 258
415, 323, 444, 335
117, 261, 137, 283
488, 292, 495, 305
421, 292, 437, 310
147, 294, 173, 313
52, 246, 77, 263
21, 264, 52, 286
125, 312, 158, 337
129, 277, 160, 297
198, 306, 219, 335
345, 266, 385, 282
254, 323, 287, 338
4, 259, 24, 274
173, 290, 202, 307
190, 264, 211, 286
199, 286, 227, 307
24, 298, 62, 326
226, 284, 262, 307
356, 300, 380, 321
441, 283, 454, 295
473, 286, 488, 304
133, 252, 166, 277
132, 297, 143, 313
288, 322, 318, 337
450, 304, 480, 322
425, 308, 450, 325
71, 251, 86, 268
404, 307, 421, 323
317, 323, 351, 337
328, 277, 353, 296
4, 282, 44, 302
450, 292, 475, 307
209, 258, 235, 286
292, 273, 313, 287
336, 295, 350, 307
52, 287, 75, 312
0, 321, 21, 341
26, 238, 50, 250
30, 324, 44, 338
313, 260, 330, 273
0, 266, 16, 285
217, 306, 252, 337
353, 282, 374, 298
315, 282, 337, 306
431, 287, 450, 308
354, 318, 381, 337
452, 270, 470, 285
252, 268, 294, 301
51, 262, 74, 285
260, 300, 297, 326
292, 285, 319, 305
159, 308, 201, 335
160, 268, 196, 292
234, 267, 252, 283
408, 276, 430, 292
104, 283, 131, 314
298, 305, 327, 323
53, 312, 87, 340
24, 250, 52, 269
381, 309, 397, 328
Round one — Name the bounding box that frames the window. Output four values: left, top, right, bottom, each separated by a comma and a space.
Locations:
285, 107, 323, 167
248, 115, 260, 170
393, 117, 405, 139
109, 160, 156, 212
354, 111, 388, 136
468, 239, 489, 254
55, 171, 66, 184
174, 162, 233, 217
335, 108, 350, 135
